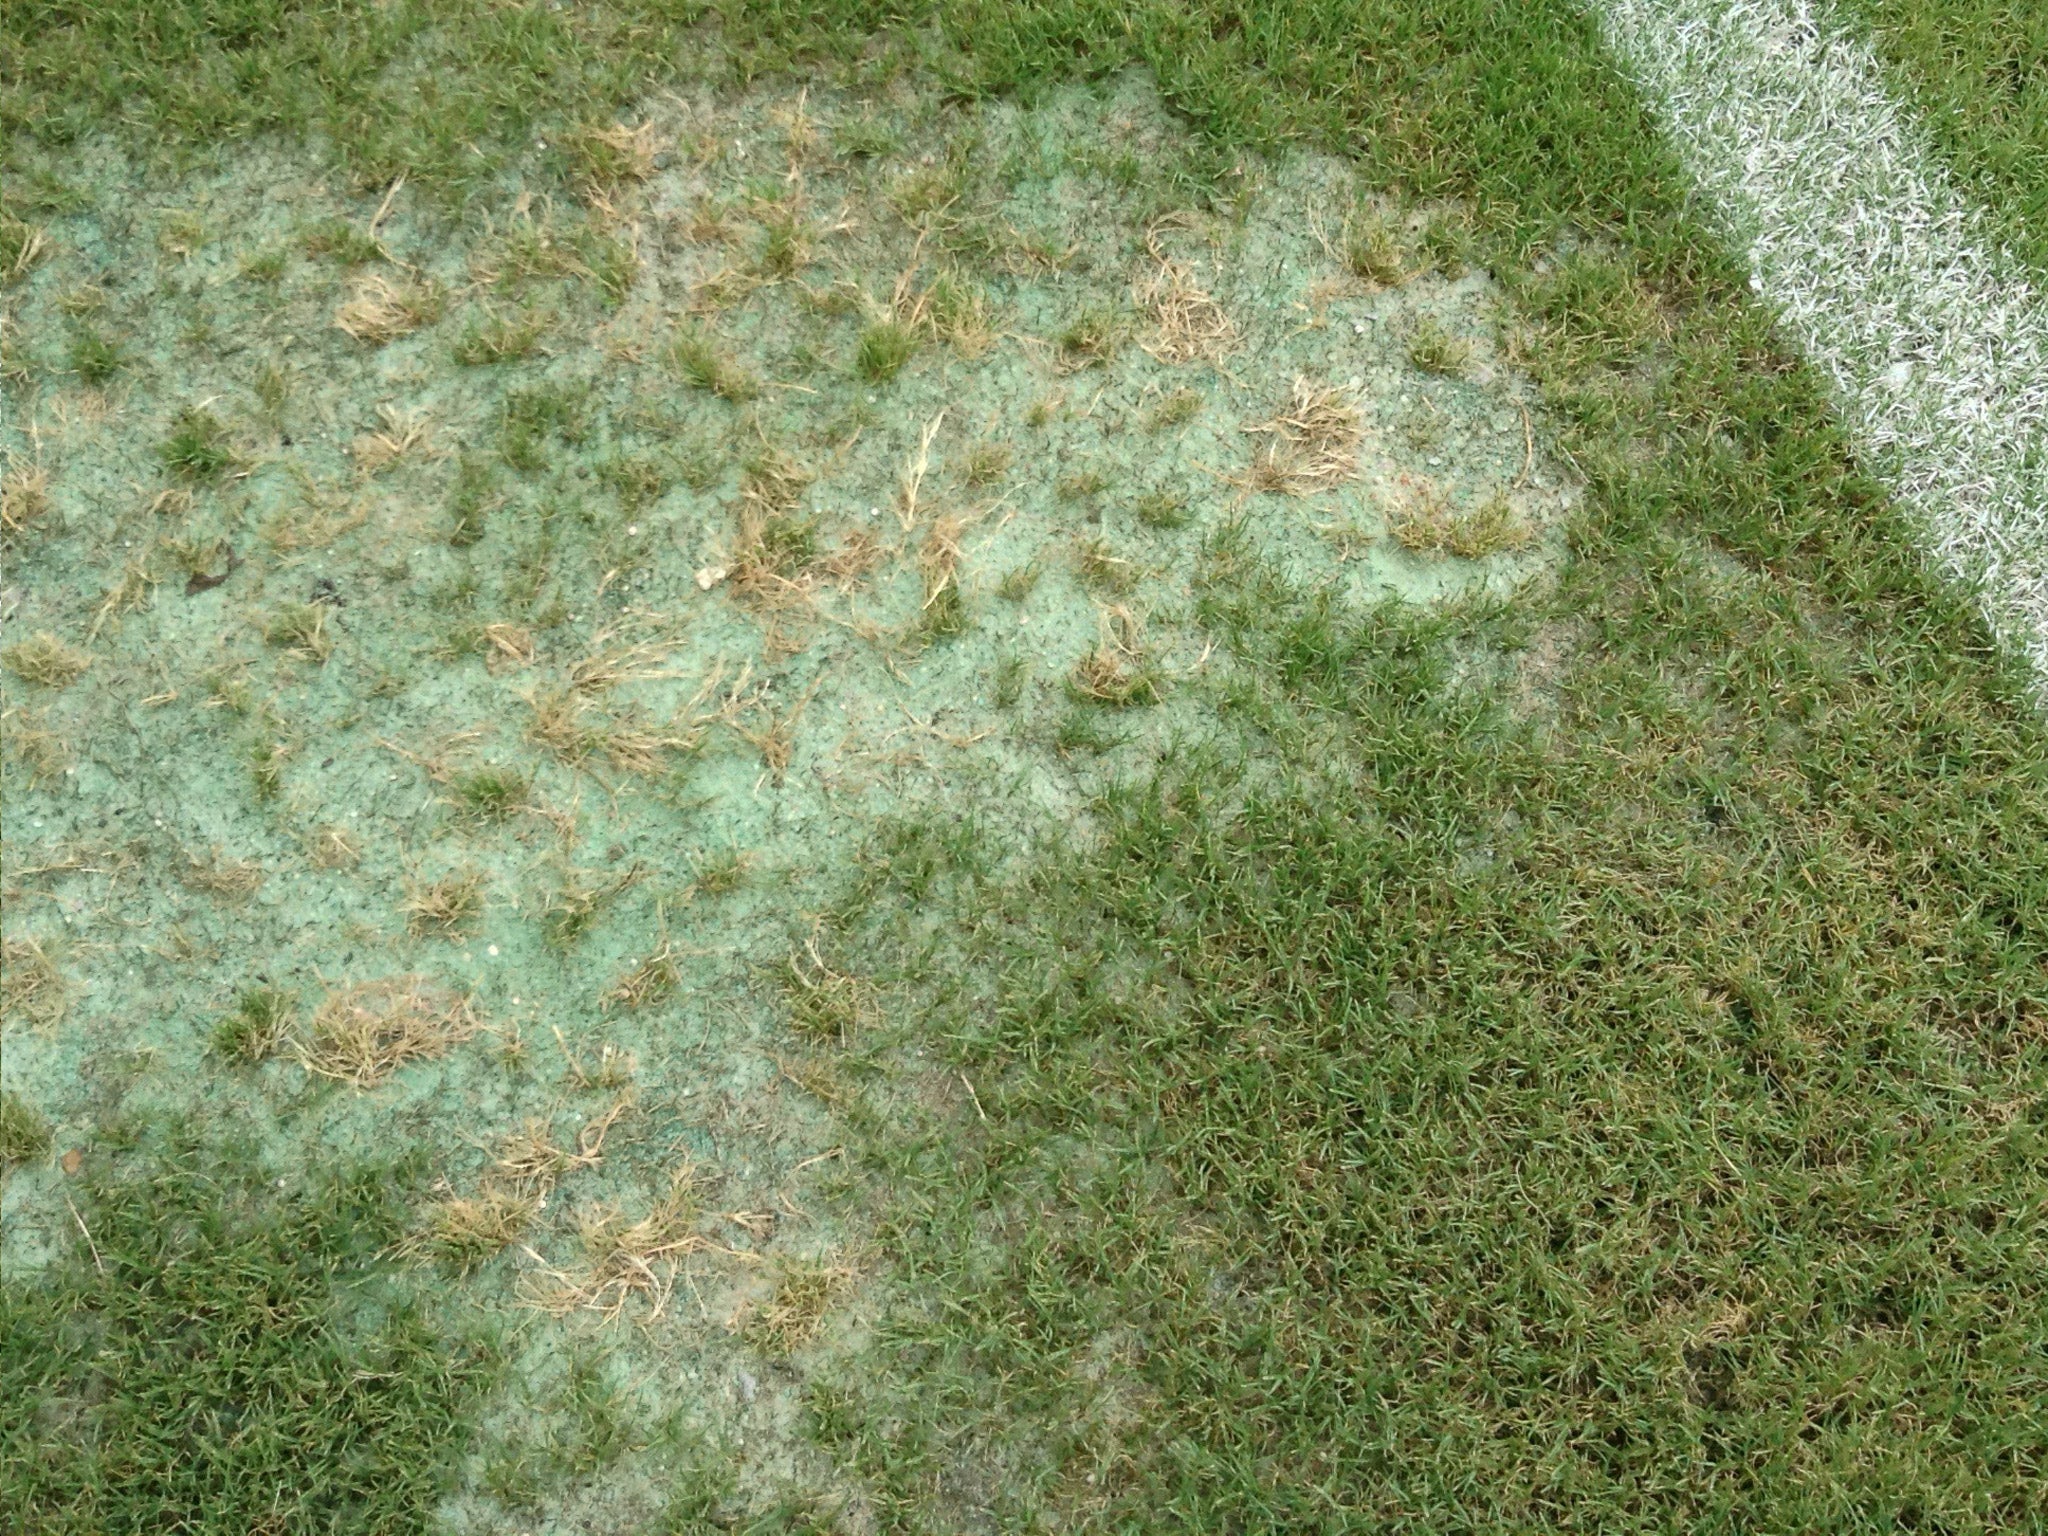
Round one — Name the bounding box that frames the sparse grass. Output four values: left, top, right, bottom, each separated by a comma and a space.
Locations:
1407, 313, 1472, 375
854, 319, 917, 382
0, 1130, 494, 1525
1346, 209, 1407, 284
211, 984, 295, 1063
157, 407, 233, 480
740, 1259, 856, 1355
666, 324, 759, 401
0, 1090, 51, 1168
1133, 489, 1190, 530
452, 304, 549, 366
1146, 386, 1204, 432
261, 601, 334, 662
959, 439, 1012, 486
0, 460, 49, 537
2, 631, 90, 688
1074, 536, 1139, 594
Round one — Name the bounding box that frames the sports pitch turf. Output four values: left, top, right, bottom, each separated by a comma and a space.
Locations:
5, 2, 2047, 1530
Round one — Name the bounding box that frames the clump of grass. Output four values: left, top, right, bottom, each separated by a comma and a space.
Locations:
1243, 377, 1362, 495
566, 120, 658, 191
1058, 468, 1110, 503
531, 1172, 706, 1321
333, 273, 442, 344
3, 631, 90, 688
1346, 210, 1406, 285
452, 305, 549, 365
1069, 607, 1160, 705
833, 115, 899, 159
754, 205, 811, 277
1075, 537, 1139, 594
1407, 315, 1472, 375
739, 1259, 857, 1355
0, 1090, 52, 1168
1134, 489, 1190, 529
211, 985, 295, 1064
1137, 251, 1234, 364
446, 455, 496, 547
301, 219, 385, 265
3, 214, 50, 283
919, 271, 996, 356
451, 767, 528, 822
261, 602, 333, 662
158, 407, 234, 480
996, 561, 1041, 603
603, 941, 681, 1011
785, 949, 874, 1046
238, 246, 288, 283
855, 319, 917, 382
1056, 307, 1123, 370
666, 324, 759, 400
993, 652, 1028, 710
403, 869, 486, 936
299, 977, 480, 1088
68, 326, 123, 384
683, 847, 749, 900
1147, 387, 1203, 432
246, 737, 291, 799
960, 439, 1013, 486
1389, 484, 1535, 559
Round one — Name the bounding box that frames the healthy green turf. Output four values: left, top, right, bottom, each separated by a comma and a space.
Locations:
6, 1, 2048, 1530
0, 1128, 496, 1533
1834, 0, 2048, 273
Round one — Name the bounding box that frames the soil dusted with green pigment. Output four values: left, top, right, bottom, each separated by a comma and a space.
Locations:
3, 73, 1571, 1526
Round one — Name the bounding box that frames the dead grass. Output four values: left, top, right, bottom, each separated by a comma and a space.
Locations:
1, 935, 64, 1025
349, 405, 435, 474
1243, 378, 1363, 495
603, 939, 681, 1011
179, 848, 267, 899
299, 976, 480, 1088
528, 1169, 710, 1321
3, 709, 72, 785
1388, 483, 1535, 559
402, 868, 485, 936
308, 825, 362, 868
1, 460, 50, 538
334, 272, 443, 345
1136, 225, 1234, 364
397, 1187, 542, 1274
494, 1097, 630, 1190
261, 602, 334, 662
3, 632, 91, 688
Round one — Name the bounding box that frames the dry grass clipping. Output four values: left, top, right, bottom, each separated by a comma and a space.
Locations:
3, 632, 91, 688
1, 935, 64, 1025
402, 868, 485, 936
1243, 378, 1363, 496
495, 1098, 630, 1191
299, 977, 480, 1088
1071, 606, 1161, 706
349, 405, 435, 474
527, 1170, 710, 1321
1136, 223, 1234, 365
334, 273, 442, 344
1, 460, 49, 538
396, 1187, 541, 1274
179, 848, 266, 899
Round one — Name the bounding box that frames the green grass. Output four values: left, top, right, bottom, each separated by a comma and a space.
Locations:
0, 1127, 495, 1531
1834, 0, 2048, 273
7, 0, 2048, 1526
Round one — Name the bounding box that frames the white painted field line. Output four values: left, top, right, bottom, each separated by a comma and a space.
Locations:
1593, 0, 2048, 685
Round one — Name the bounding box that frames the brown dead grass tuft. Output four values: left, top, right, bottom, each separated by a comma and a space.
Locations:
1243, 377, 1362, 495
180, 848, 266, 899
300, 976, 480, 1088
1, 460, 50, 538
1070, 606, 1161, 706
604, 940, 681, 1011
334, 273, 443, 345
3, 632, 91, 689
402, 868, 485, 936
349, 404, 436, 474
1, 936, 64, 1025
737, 1257, 858, 1354
1136, 224, 1234, 365
397, 1187, 541, 1273
527, 1169, 710, 1321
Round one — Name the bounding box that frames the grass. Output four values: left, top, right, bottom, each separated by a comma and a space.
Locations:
855, 318, 918, 382
157, 407, 233, 479
1834, 0, 2048, 274
5, 0, 2048, 1526
0, 1126, 495, 1529
210, 983, 295, 1063
0, 1089, 52, 1168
